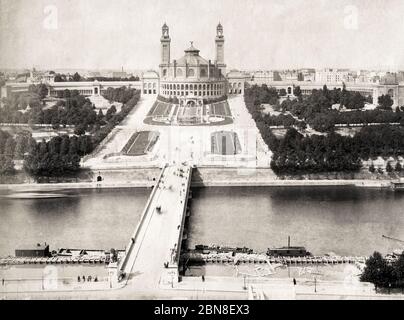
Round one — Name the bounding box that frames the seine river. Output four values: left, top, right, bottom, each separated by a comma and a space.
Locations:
1, 186, 404, 257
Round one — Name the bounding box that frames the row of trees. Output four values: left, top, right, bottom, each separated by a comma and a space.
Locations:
265, 125, 404, 174
0, 130, 36, 174
307, 109, 404, 132
0, 89, 118, 136
24, 135, 92, 176
269, 128, 362, 173
1, 87, 141, 177
103, 87, 138, 104
244, 84, 279, 106
54, 72, 139, 82
92, 88, 141, 147
245, 86, 404, 174
361, 252, 404, 289
278, 86, 398, 132
245, 85, 401, 133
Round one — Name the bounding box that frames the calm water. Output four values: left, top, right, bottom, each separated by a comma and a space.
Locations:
1, 186, 404, 257
188, 186, 404, 256
0, 188, 150, 256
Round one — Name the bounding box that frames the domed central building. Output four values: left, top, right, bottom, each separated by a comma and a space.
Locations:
159, 23, 227, 106
143, 23, 246, 126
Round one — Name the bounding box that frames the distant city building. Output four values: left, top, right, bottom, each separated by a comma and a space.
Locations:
315, 68, 349, 83
250, 71, 274, 84
300, 68, 316, 82
111, 67, 128, 78
27, 68, 55, 83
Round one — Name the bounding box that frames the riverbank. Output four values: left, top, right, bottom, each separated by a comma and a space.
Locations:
191, 167, 396, 188
0, 167, 161, 190
0, 166, 399, 191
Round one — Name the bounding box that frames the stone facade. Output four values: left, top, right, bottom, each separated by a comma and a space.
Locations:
158, 23, 228, 105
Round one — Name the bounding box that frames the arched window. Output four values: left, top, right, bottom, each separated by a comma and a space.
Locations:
177, 68, 183, 77
200, 69, 207, 77
188, 68, 195, 77
181, 84, 184, 90
185, 84, 189, 90
163, 69, 167, 77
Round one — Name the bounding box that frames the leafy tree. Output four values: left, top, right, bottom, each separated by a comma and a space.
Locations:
0, 155, 15, 174
369, 164, 375, 173
72, 72, 82, 82
106, 105, 117, 121
395, 162, 402, 172
279, 88, 287, 96
294, 86, 302, 99
386, 162, 393, 173
74, 124, 87, 136
378, 94, 394, 110
360, 252, 395, 288
14, 134, 28, 160
393, 254, 404, 289
4, 137, 15, 157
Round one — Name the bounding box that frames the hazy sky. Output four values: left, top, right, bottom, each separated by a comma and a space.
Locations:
1, 0, 404, 71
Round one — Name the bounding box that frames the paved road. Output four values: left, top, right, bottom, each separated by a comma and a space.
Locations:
83, 95, 273, 169
120, 164, 191, 293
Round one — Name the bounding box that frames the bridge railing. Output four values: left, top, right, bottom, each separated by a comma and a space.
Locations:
172, 166, 193, 266
117, 163, 167, 277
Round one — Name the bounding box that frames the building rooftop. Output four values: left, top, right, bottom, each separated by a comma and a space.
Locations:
176, 42, 209, 66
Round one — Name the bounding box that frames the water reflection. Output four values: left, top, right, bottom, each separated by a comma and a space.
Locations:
188, 187, 404, 256
0, 188, 150, 256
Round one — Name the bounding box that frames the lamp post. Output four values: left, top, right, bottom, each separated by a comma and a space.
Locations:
314, 277, 317, 293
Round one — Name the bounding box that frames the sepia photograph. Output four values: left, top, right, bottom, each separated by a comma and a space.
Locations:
1, 0, 404, 306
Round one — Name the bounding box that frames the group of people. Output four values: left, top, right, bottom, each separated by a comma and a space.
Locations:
78, 275, 98, 282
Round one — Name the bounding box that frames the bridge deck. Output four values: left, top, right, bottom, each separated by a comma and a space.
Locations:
118, 164, 192, 290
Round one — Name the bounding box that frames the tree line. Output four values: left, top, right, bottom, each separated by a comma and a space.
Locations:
23, 135, 92, 177
244, 86, 404, 174
0, 130, 35, 174
0, 87, 141, 177
54, 72, 139, 82
103, 86, 138, 104
278, 85, 398, 132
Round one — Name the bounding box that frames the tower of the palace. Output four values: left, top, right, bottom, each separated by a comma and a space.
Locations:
215, 23, 226, 76
160, 23, 171, 65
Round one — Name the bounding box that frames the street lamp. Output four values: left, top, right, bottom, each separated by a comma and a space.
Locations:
314, 277, 317, 293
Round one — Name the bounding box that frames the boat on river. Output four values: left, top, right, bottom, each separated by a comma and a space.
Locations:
267, 236, 312, 257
